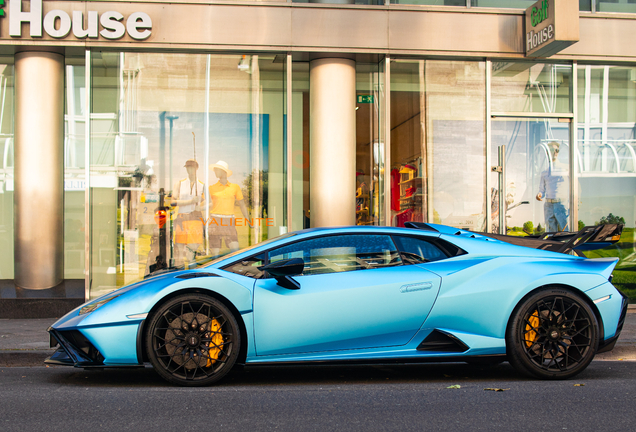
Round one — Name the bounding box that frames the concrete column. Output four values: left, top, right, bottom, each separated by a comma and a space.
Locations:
309, 58, 356, 227
14, 50, 65, 289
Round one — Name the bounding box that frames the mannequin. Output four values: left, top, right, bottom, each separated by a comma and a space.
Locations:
536, 141, 569, 232
208, 160, 249, 256
172, 159, 205, 264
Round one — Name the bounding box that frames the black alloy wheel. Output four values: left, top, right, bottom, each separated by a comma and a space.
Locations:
506, 288, 599, 380
145, 293, 240, 386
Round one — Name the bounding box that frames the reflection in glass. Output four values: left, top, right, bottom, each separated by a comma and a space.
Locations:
293, 0, 382, 4
64, 61, 86, 281
390, 60, 486, 231
268, 235, 401, 275
597, 0, 636, 13
491, 118, 570, 235
577, 65, 636, 300
291, 61, 309, 230
491, 62, 572, 114
356, 62, 385, 226
473, 0, 592, 9
473, 0, 536, 7
0, 61, 14, 282
89, 53, 286, 298
389, 0, 466, 5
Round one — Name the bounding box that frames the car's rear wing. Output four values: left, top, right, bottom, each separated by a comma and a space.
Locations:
479, 224, 624, 256
404, 222, 623, 256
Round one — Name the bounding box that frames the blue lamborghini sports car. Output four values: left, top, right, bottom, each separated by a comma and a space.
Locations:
47, 223, 628, 386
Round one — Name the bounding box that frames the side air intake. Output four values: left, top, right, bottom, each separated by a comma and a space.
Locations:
417, 330, 469, 353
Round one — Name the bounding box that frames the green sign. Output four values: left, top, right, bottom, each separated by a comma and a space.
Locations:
531, 0, 548, 27
357, 95, 374, 104
524, 0, 579, 58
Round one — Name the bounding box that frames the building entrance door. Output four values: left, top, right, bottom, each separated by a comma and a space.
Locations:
490, 116, 573, 235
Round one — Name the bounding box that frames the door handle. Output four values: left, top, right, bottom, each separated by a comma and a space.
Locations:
400, 282, 433, 293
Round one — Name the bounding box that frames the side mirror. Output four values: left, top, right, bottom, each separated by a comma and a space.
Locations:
258, 258, 304, 290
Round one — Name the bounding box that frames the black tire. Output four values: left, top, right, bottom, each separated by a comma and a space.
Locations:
506, 288, 599, 380
145, 293, 240, 386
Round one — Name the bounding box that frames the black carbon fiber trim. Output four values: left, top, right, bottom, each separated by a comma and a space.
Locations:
175, 272, 220, 279
417, 330, 470, 353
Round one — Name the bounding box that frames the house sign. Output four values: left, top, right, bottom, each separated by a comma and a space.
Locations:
525, 0, 579, 58
4, 0, 152, 40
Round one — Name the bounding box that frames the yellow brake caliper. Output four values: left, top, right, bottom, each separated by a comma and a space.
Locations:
525, 311, 540, 347
206, 318, 224, 367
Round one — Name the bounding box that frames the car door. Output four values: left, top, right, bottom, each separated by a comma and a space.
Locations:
253, 234, 442, 356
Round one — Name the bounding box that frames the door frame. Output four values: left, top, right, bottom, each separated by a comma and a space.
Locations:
485, 59, 578, 234
488, 114, 575, 235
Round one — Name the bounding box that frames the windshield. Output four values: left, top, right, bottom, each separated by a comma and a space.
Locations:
145, 232, 297, 278
201, 232, 298, 267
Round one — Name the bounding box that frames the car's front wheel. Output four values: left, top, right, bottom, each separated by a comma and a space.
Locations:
145, 293, 240, 386
506, 288, 599, 380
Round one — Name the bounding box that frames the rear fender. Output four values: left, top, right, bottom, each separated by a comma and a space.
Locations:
584, 282, 624, 340
422, 257, 612, 341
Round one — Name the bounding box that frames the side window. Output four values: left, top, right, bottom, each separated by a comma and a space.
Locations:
392, 236, 448, 264
222, 253, 266, 279
267, 235, 402, 276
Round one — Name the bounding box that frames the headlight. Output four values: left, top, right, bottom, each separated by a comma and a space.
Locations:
79, 295, 121, 315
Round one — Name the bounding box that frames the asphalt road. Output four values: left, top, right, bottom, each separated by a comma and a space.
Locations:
2, 361, 636, 432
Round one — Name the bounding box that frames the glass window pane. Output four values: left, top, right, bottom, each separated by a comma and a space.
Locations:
577, 65, 636, 300
268, 235, 401, 275
356, 61, 385, 226
293, 0, 382, 3
492, 118, 571, 234
473, 0, 591, 8
392, 235, 447, 263
390, 60, 486, 231
89, 53, 287, 298
222, 253, 266, 278
598, 0, 636, 13
0, 61, 14, 284
491, 62, 572, 114
473, 0, 536, 7
291, 61, 309, 231
64, 60, 86, 283
390, 1, 466, 5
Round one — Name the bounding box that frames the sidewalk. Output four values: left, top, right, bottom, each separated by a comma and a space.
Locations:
1, 309, 636, 367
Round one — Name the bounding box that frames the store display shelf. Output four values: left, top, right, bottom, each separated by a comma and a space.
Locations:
398, 194, 424, 201
398, 177, 423, 185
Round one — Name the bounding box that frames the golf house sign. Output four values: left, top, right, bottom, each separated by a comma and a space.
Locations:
2, 0, 152, 40
525, 0, 579, 57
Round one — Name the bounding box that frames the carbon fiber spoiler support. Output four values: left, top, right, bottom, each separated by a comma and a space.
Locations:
479, 224, 624, 256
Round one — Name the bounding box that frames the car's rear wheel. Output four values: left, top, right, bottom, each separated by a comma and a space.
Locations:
145, 293, 240, 386
506, 288, 599, 380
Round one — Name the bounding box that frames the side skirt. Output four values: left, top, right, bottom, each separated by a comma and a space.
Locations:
244, 354, 507, 367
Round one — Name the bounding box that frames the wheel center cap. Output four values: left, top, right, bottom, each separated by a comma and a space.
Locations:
186, 333, 201, 347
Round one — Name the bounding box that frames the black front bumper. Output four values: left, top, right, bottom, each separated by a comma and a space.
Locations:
597, 291, 629, 354
45, 328, 105, 367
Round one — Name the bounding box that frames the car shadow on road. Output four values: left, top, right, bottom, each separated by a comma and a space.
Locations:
43, 361, 529, 388
43, 359, 631, 388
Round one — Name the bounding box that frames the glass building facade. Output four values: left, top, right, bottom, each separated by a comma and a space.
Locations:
0, 0, 635, 314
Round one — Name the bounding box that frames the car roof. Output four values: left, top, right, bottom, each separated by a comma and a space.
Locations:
204, 224, 576, 269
